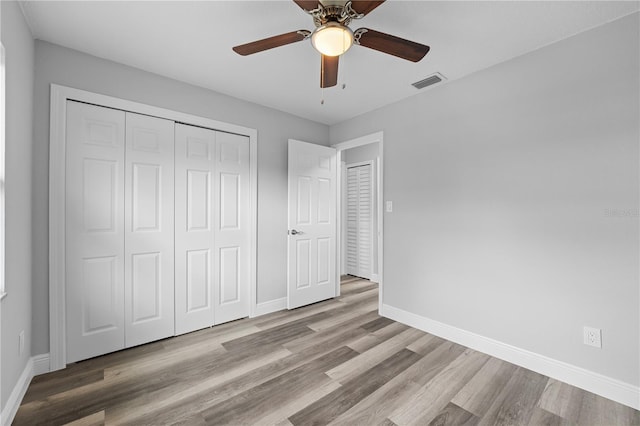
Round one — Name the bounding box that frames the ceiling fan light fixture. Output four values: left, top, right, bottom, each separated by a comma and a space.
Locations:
311, 22, 353, 56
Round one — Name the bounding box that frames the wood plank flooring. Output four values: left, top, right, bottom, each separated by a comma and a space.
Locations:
15, 277, 640, 425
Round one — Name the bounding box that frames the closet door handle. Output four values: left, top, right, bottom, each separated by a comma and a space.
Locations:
289, 229, 303, 235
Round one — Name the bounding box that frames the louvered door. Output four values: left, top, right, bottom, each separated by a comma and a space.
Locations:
346, 163, 372, 279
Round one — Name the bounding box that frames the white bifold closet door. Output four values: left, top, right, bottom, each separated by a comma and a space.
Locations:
175, 124, 250, 335
66, 101, 175, 363
66, 102, 126, 363
124, 112, 175, 348
346, 164, 372, 279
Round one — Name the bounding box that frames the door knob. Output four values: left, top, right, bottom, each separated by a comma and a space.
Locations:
289, 229, 302, 235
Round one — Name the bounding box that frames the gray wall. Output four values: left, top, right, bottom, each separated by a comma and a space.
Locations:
1, 0, 34, 409
330, 13, 639, 386
32, 41, 329, 356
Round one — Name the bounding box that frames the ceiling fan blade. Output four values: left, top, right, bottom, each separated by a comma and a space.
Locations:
233, 30, 309, 56
355, 28, 430, 62
320, 55, 339, 88
350, 1, 385, 16
293, 0, 318, 11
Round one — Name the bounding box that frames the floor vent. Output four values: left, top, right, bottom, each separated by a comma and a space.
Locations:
412, 72, 446, 89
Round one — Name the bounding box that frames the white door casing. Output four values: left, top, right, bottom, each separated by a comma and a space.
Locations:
346, 163, 373, 279
287, 140, 337, 309
65, 101, 126, 363
124, 112, 175, 347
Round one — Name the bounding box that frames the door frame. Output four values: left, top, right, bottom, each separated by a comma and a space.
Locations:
332, 131, 384, 313
48, 84, 258, 371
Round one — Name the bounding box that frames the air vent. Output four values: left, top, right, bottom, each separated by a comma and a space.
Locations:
412, 72, 446, 90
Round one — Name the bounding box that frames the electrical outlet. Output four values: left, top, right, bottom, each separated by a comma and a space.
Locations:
583, 326, 601, 348
19, 330, 25, 355
385, 201, 393, 213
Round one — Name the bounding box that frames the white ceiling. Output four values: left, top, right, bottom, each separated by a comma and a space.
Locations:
20, 1, 639, 125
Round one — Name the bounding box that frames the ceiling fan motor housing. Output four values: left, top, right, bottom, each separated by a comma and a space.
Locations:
310, 1, 363, 27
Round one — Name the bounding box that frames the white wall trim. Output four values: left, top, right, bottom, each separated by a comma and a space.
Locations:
248, 128, 258, 319
382, 303, 640, 410
0, 353, 52, 426
49, 84, 258, 371
333, 131, 384, 151
32, 353, 51, 376
253, 297, 287, 317
1, 357, 33, 426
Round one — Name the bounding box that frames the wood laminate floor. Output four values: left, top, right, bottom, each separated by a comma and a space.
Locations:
15, 277, 640, 425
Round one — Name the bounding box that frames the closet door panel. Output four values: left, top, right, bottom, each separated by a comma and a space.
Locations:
357, 165, 372, 277
175, 124, 216, 335
214, 132, 250, 324
346, 164, 372, 279
66, 101, 126, 363
346, 167, 358, 276
124, 112, 175, 347
220, 246, 239, 304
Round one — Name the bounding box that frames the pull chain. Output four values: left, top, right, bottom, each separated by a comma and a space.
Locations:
341, 52, 347, 90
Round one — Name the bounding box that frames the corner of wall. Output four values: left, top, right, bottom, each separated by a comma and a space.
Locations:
1, 0, 37, 415
0, 357, 33, 426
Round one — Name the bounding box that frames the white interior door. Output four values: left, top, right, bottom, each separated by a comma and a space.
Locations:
124, 112, 175, 347
66, 101, 125, 363
346, 163, 372, 279
287, 140, 337, 309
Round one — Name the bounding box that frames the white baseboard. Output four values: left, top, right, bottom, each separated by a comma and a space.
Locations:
33, 353, 51, 376
370, 273, 379, 283
381, 304, 640, 410
253, 297, 287, 317
0, 353, 51, 426
1, 359, 33, 426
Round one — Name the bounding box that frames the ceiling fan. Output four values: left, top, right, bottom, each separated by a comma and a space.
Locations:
232, 0, 430, 88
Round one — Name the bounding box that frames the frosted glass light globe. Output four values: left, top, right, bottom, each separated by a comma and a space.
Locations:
311, 23, 353, 57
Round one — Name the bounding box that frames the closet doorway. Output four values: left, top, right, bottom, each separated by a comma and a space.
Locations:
345, 161, 373, 280
333, 132, 383, 312
49, 85, 257, 370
